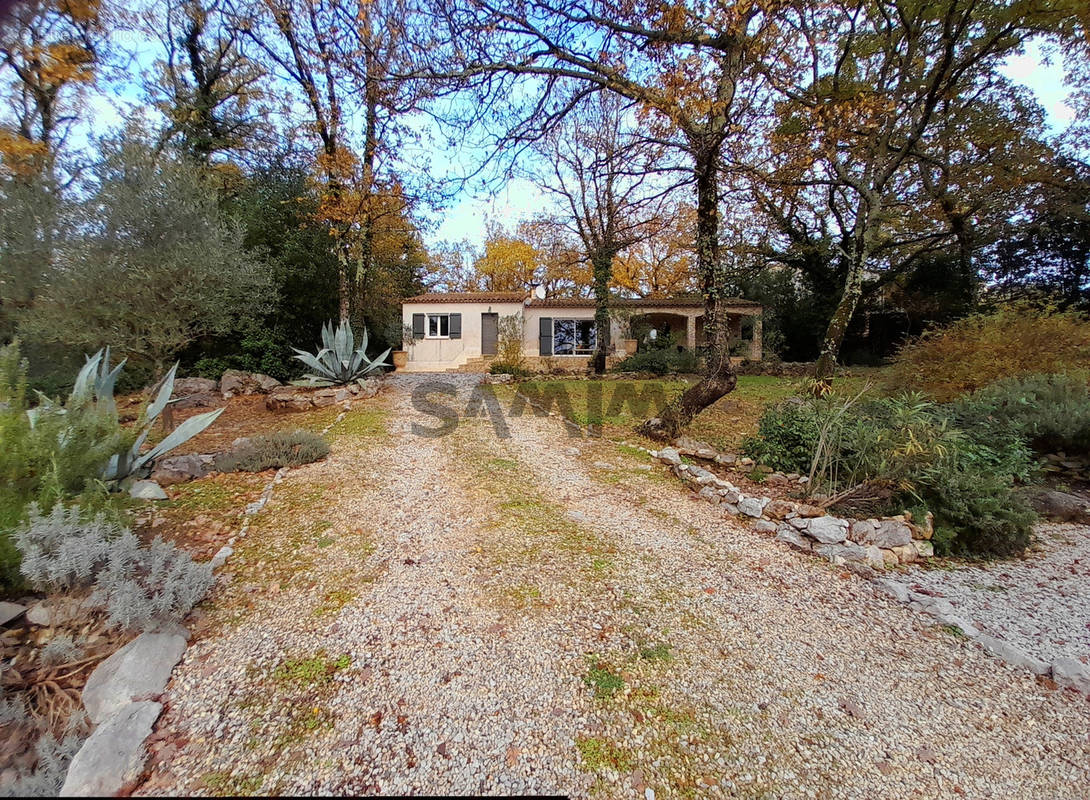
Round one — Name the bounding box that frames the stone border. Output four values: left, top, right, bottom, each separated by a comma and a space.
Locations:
61, 398, 362, 795
646, 440, 1090, 696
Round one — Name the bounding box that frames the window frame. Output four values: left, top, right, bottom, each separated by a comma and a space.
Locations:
426, 313, 451, 339
552, 317, 596, 356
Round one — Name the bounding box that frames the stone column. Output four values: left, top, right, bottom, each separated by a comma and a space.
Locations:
685, 314, 697, 350
749, 314, 763, 361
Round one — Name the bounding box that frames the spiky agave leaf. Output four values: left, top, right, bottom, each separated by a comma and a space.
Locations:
292, 321, 389, 385
134, 406, 226, 472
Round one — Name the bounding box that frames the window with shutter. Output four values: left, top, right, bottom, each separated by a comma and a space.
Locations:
539, 317, 553, 356
412, 314, 425, 339
449, 313, 462, 339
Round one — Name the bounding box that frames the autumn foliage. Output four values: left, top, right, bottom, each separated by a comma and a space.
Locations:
884, 306, 1090, 401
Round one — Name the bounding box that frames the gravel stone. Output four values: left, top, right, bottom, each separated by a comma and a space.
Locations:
138, 381, 1090, 799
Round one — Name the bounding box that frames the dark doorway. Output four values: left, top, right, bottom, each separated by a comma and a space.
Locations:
481, 313, 499, 356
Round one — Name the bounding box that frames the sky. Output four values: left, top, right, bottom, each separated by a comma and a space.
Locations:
77, 33, 1077, 251
431, 39, 1077, 249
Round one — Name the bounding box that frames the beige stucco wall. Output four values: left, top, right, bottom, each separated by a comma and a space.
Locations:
401, 300, 763, 371
401, 301, 524, 372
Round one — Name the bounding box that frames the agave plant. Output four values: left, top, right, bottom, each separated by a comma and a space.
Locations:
291, 320, 390, 386
27, 348, 225, 482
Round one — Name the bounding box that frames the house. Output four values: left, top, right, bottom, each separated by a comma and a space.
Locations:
399, 291, 763, 372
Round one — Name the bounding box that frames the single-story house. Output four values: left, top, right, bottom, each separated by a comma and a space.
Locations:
399, 291, 763, 372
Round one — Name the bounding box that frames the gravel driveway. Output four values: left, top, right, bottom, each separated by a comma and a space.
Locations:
140, 378, 1090, 798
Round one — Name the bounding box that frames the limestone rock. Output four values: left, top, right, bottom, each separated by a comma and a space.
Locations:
0, 602, 26, 626
172, 377, 217, 395
656, 447, 682, 466
26, 598, 82, 626
976, 635, 1049, 675
674, 436, 714, 457
151, 454, 214, 486
82, 631, 187, 724
914, 540, 935, 558
864, 545, 885, 569
266, 390, 314, 412
814, 541, 867, 563
1051, 657, 1090, 694
698, 487, 721, 505
874, 579, 911, 604
129, 480, 167, 501
804, 516, 849, 544
762, 499, 795, 520
890, 543, 918, 563
794, 503, 825, 518
775, 526, 811, 552
210, 545, 233, 570
220, 370, 281, 395
1024, 490, 1090, 523
850, 519, 912, 549
738, 496, 770, 518
720, 488, 741, 505
60, 701, 162, 797
752, 519, 777, 534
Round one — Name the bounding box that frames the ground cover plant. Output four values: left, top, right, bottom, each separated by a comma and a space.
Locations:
215, 430, 331, 472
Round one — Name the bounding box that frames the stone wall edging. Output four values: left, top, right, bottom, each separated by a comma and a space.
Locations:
647, 441, 1090, 696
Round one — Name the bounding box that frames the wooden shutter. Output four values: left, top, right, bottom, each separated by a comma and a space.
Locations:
449, 313, 462, 339
539, 317, 553, 356
412, 313, 425, 339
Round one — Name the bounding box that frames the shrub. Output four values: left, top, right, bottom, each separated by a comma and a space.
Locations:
14, 504, 214, 631
215, 429, 330, 472
496, 314, 525, 368
953, 373, 1090, 453
742, 393, 1036, 556
489, 361, 532, 377
741, 401, 821, 473
613, 348, 699, 375
884, 306, 1090, 401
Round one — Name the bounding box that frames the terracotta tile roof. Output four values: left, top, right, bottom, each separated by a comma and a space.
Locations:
403, 291, 527, 304
528, 296, 760, 309
402, 292, 761, 309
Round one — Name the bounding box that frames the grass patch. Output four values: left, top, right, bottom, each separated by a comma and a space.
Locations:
584, 660, 624, 698
313, 588, 356, 616
639, 643, 674, 662
327, 407, 389, 438
576, 735, 634, 773
937, 624, 968, 639
273, 651, 352, 687
201, 771, 264, 796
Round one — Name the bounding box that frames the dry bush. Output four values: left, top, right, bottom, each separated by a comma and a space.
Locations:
884, 306, 1090, 401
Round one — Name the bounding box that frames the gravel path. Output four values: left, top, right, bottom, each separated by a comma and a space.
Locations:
141, 378, 1090, 798
902, 523, 1090, 665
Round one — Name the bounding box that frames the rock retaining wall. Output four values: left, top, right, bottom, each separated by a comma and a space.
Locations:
647, 438, 1090, 697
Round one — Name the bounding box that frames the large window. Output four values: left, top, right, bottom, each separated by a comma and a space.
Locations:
553, 319, 596, 355
427, 313, 450, 338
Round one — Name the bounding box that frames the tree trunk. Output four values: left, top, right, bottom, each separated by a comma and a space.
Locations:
638, 142, 736, 440
814, 196, 879, 382
591, 251, 611, 374
814, 259, 863, 381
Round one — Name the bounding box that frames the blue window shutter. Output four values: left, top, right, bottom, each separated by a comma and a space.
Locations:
449, 313, 462, 339
412, 314, 425, 338
539, 317, 553, 356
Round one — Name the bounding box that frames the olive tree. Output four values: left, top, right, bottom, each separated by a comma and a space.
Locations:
20, 127, 273, 372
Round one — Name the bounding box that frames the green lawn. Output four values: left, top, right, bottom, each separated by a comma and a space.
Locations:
508, 371, 882, 452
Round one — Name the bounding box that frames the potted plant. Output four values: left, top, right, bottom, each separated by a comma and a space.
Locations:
392, 323, 414, 370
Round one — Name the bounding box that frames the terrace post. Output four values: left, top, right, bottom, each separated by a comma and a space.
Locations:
685, 314, 697, 350
748, 315, 763, 361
